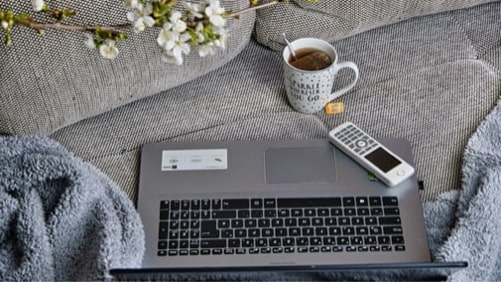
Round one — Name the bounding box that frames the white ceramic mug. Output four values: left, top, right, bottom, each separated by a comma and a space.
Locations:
283, 38, 359, 114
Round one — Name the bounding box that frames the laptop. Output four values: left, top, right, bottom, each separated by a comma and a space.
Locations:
110, 138, 467, 280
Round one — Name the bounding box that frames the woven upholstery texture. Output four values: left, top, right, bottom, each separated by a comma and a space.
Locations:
254, 0, 498, 51
51, 1, 501, 203
0, 0, 255, 135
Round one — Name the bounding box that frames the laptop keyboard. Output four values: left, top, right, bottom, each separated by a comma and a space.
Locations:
157, 197, 405, 257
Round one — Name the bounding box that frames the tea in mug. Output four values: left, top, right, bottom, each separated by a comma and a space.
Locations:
289, 48, 332, 71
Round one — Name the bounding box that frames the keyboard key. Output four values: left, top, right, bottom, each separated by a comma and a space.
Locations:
270, 238, 281, 246
259, 247, 270, 254
245, 219, 257, 228
256, 238, 267, 247
264, 199, 276, 208
218, 220, 230, 228
202, 200, 211, 210
283, 238, 295, 246
378, 236, 391, 244
278, 198, 342, 208
212, 199, 221, 209
343, 197, 355, 207
242, 239, 254, 247
248, 229, 260, 237
238, 210, 250, 218
258, 219, 270, 227
222, 199, 249, 209
158, 222, 169, 239
171, 200, 180, 210
158, 241, 167, 249
276, 228, 287, 236
251, 199, 263, 208
395, 245, 406, 251
369, 197, 382, 206
382, 197, 398, 206
191, 200, 200, 210
272, 218, 284, 227
231, 219, 244, 228
160, 210, 169, 220
201, 239, 226, 248
235, 229, 247, 237
392, 236, 405, 244
251, 210, 264, 218
383, 226, 403, 234
212, 210, 236, 219
181, 200, 190, 210
201, 221, 219, 238
262, 228, 274, 237
356, 197, 368, 206
384, 207, 400, 215
160, 200, 169, 210
379, 217, 402, 225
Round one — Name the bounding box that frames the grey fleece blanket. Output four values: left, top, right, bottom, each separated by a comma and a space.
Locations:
423, 97, 501, 281
0, 136, 144, 281
2, 100, 501, 281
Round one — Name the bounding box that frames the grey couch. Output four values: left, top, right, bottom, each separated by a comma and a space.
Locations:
1, 0, 500, 204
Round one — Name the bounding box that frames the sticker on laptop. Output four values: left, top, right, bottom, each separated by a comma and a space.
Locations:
161, 149, 228, 171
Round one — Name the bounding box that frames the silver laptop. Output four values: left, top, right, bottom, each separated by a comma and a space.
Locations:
134, 138, 434, 270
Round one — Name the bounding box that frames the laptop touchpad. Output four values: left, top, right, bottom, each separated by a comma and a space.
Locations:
265, 147, 336, 184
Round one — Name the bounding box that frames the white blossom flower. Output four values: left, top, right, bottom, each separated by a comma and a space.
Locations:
212, 26, 228, 49
126, 3, 155, 33
32, 0, 45, 12
99, 40, 119, 59
161, 50, 184, 65
205, 0, 225, 27
84, 34, 96, 49
184, 2, 204, 19
169, 11, 187, 33
1, 21, 8, 30
124, 0, 140, 10
160, 33, 191, 65
197, 43, 215, 57
157, 26, 178, 51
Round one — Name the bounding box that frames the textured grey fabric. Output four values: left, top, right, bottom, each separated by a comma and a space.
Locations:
0, 135, 144, 281
0, 0, 255, 135
317, 3, 501, 200
51, 2, 501, 203
254, 0, 499, 51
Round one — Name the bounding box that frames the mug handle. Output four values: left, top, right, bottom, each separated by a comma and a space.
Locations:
329, 61, 359, 101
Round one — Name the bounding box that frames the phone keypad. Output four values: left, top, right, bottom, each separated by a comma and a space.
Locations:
333, 124, 378, 156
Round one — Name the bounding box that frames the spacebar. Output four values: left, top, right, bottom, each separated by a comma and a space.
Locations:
278, 197, 342, 208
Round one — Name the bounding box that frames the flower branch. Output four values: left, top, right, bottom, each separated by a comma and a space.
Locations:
1, 0, 318, 64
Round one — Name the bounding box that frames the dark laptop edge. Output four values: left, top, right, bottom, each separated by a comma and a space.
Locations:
110, 261, 468, 281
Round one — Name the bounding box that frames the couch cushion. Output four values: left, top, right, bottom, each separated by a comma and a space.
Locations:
254, 0, 499, 51
0, 0, 254, 135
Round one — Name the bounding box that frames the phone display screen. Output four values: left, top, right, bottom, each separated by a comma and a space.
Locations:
364, 147, 401, 173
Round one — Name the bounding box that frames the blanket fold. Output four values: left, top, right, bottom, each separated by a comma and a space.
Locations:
0, 136, 144, 281
424, 98, 501, 281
